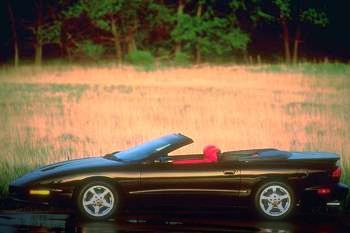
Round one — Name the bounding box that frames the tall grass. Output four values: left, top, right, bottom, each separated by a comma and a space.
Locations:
250, 63, 350, 78
0, 64, 349, 196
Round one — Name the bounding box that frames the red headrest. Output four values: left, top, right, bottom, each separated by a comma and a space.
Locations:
203, 145, 220, 162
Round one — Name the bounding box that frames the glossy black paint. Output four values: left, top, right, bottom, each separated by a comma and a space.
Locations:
9, 133, 349, 212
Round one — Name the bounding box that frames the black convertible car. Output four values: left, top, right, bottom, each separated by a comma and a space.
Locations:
9, 133, 348, 220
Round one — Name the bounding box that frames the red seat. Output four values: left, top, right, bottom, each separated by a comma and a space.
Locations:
173, 145, 220, 164
203, 145, 219, 162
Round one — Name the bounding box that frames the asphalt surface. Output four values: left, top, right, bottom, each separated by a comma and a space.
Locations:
0, 209, 349, 233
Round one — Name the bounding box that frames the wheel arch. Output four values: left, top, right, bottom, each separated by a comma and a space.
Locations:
250, 176, 295, 199
251, 177, 296, 219
72, 176, 124, 202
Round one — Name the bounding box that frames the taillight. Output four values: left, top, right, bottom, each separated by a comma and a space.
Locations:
317, 188, 331, 195
331, 167, 341, 182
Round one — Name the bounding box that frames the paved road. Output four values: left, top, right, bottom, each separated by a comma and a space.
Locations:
0, 210, 349, 233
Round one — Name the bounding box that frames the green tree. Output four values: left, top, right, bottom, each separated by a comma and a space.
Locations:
65, 0, 144, 64
28, 0, 63, 66
7, 0, 19, 67
144, 1, 173, 58
256, 0, 328, 63
171, 0, 249, 63
173, 0, 187, 55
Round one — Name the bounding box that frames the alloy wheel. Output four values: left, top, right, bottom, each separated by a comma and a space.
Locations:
259, 185, 291, 217
82, 185, 115, 217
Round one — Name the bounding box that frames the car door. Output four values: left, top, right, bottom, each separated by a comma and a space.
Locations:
135, 159, 241, 208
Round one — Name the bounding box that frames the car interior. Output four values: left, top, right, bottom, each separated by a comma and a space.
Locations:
172, 145, 221, 164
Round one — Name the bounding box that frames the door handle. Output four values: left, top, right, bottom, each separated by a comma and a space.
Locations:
223, 170, 236, 176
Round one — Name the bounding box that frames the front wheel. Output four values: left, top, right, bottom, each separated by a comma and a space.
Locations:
254, 181, 295, 220
77, 181, 118, 220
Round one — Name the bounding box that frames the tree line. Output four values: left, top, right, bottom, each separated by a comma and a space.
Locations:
5, 0, 330, 66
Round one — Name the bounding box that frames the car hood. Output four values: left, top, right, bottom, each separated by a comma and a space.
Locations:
38, 157, 120, 171
11, 157, 123, 186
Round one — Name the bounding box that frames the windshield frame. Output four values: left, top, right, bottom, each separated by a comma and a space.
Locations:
111, 133, 193, 162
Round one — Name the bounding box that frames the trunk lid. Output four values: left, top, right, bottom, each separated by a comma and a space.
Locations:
288, 152, 339, 161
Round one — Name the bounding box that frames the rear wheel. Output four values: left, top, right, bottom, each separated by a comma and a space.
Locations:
254, 181, 295, 220
77, 181, 118, 220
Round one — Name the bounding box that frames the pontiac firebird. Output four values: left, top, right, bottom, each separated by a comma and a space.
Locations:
9, 133, 348, 220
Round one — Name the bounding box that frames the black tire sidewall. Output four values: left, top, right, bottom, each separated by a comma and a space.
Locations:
254, 181, 295, 220
77, 181, 118, 221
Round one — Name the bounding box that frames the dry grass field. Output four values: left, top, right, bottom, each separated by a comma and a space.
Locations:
0, 64, 349, 195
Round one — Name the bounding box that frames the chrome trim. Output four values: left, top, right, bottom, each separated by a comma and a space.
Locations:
326, 202, 340, 206
129, 189, 247, 194
51, 189, 63, 192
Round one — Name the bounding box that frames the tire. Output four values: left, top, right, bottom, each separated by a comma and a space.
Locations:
254, 181, 295, 220
77, 181, 118, 220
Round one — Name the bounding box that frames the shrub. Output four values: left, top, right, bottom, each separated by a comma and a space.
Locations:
75, 40, 105, 61
173, 51, 190, 67
126, 50, 155, 70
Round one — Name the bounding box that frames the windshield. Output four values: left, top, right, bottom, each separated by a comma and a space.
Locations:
112, 134, 192, 162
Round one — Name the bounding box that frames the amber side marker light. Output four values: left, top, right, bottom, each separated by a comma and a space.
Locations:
29, 190, 50, 195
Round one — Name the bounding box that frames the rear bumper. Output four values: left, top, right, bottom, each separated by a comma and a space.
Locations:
301, 183, 349, 208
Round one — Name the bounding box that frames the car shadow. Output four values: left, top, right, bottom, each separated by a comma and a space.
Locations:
0, 209, 349, 233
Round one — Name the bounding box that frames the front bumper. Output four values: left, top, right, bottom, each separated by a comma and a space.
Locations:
301, 183, 349, 209
8, 184, 74, 206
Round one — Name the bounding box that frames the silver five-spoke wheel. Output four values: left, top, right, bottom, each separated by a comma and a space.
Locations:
259, 185, 290, 216
77, 181, 118, 220
255, 182, 294, 220
82, 185, 114, 217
